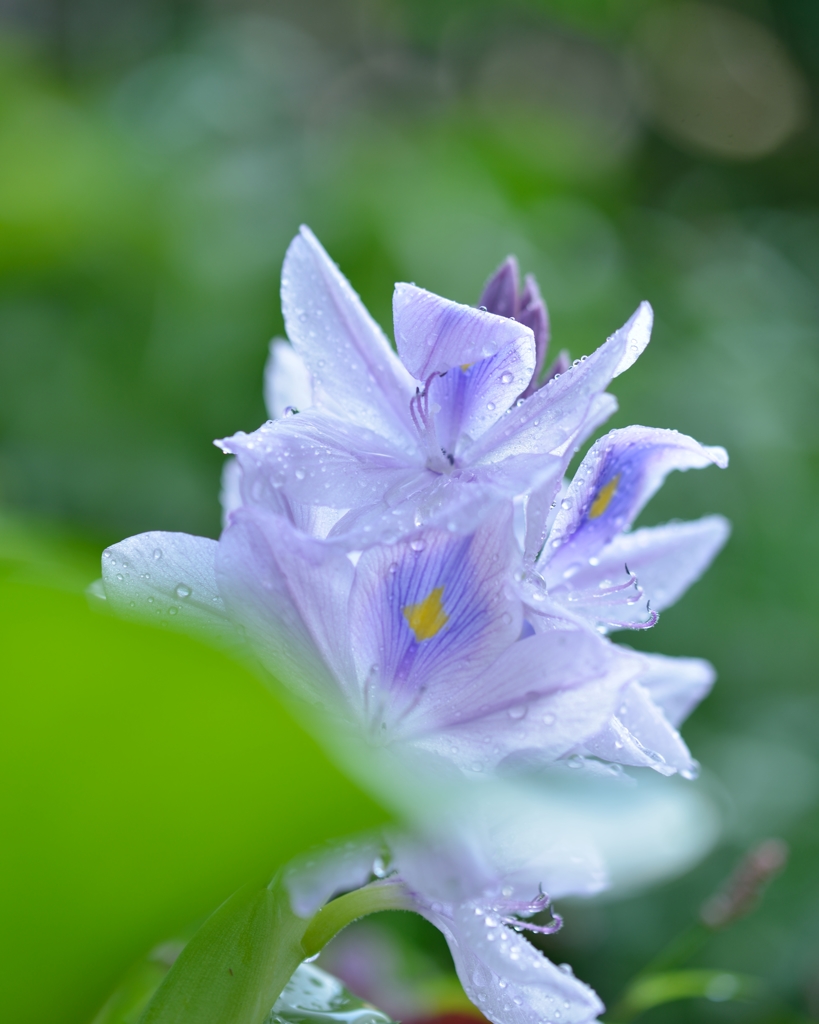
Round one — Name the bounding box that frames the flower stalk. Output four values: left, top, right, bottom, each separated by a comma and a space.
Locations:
301, 880, 415, 958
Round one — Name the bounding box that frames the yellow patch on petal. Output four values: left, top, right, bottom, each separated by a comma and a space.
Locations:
589, 474, 620, 519
460, 363, 473, 372
403, 586, 449, 642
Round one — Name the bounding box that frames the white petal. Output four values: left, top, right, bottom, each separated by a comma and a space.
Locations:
284, 836, 385, 918
581, 681, 696, 777
610, 301, 653, 378
439, 902, 604, 1024
101, 532, 238, 647
636, 652, 716, 727
264, 338, 313, 419
282, 226, 415, 445
595, 516, 731, 612
219, 457, 242, 528
216, 508, 353, 707
393, 283, 536, 380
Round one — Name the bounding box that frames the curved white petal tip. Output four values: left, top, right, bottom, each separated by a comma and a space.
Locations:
612, 301, 653, 378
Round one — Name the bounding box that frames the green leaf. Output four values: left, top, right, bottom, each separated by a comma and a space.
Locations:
90, 942, 183, 1024
610, 969, 763, 1022
268, 962, 396, 1024
0, 577, 387, 1024
140, 880, 307, 1024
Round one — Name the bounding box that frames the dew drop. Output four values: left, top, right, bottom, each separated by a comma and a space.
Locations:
175, 584, 191, 599
560, 498, 572, 510
486, 402, 496, 411
500, 372, 513, 385
507, 705, 527, 720
294, 468, 306, 480
153, 549, 162, 560
543, 713, 555, 725
168, 607, 178, 616
116, 573, 123, 581
410, 539, 425, 552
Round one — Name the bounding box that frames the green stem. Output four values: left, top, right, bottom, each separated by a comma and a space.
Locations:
301, 880, 415, 958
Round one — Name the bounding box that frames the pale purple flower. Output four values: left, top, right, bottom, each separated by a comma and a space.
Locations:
217, 226, 651, 548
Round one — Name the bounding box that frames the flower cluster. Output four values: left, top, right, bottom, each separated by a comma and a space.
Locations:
101, 227, 729, 1024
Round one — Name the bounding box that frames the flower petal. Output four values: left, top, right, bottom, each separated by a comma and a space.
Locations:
321, 454, 560, 551
282, 226, 416, 444
264, 338, 313, 419
470, 304, 652, 466
436, 902, 604, 1024
518, 276, 550, 397
219, 410, 422, 513
636, 652, 716, 728
284, 836, 385, 918
479, 256, 519, 319
545, 516, 731, 631
216, 508, 353, 707
544, 427, 729, 579
394, 283, 536, 381
478, 258, 550, 394
610, 300, 653, 378
522, 392, 619, 564
220, 456, 242, 528
426, 338, 537, 451
580, 681, 696, 777
347, 508, 522, 736
410, 630, 643, 772
101, 531, 238, 647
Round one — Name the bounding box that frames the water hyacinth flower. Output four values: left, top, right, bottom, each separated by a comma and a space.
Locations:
97, 227, 729, 1024
217, 227, 651, 547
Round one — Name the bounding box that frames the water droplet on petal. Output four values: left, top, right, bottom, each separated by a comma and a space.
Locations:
508, 705, 527, 720
500, 372, 513, 384
175, 584, 191, 599
153, 549, 162, 560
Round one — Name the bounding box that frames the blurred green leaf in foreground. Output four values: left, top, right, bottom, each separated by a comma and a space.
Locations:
0, 566, 386, 1024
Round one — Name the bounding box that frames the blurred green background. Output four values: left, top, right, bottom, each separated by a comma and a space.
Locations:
1, 0, 818, 1022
